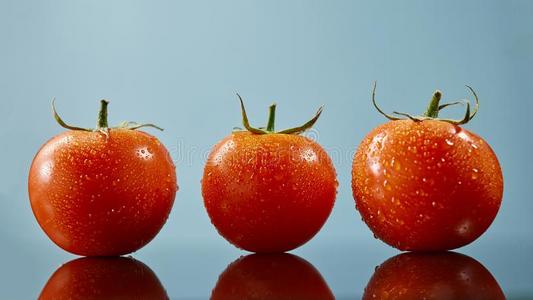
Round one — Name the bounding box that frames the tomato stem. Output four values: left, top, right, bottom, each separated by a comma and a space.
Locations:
97, 99, 109, 129
371, 82, 480, 125
423, 91, 442, 118
236, 93, 323, 135
266, 103, 276, 132
51, 99, 163, 132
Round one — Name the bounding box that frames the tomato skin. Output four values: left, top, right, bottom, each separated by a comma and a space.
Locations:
39, 257, 168, 300
29, 129, 177, 256
211, 253, 334, 300
202, 131, 337, 253
352, 120, 503, 251
363, 252, 505, 300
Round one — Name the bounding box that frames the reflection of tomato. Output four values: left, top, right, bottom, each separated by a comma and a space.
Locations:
353, 85, 503, 251
203, 98, 337, 253
29, 100, 177, 256
39, 257, 168, 300
211, 253, 334, 300
363, 252, 505, 300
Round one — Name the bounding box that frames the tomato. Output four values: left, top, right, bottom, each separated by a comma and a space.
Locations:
352, 84, 503, 251
202, 96, 337, 253
29, 100, 177, 256
39, 257, 168, 299
363, 252, 505, 300
211, 253, 334, 300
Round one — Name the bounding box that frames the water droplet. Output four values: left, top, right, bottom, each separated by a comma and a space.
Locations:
445, 139, 454, 146
471, 168, 479, 180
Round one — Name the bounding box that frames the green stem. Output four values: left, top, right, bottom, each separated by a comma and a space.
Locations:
236, 93, 323, 135
423, 90, 442, 118
97, 100, 109, 129
266, 103, 276, 132
371, 84, 480, 125
52, 99, 162, 132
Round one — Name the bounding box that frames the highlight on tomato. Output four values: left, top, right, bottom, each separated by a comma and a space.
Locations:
202, 95, 338, 253
363, 252, 505, 300
29, 100, 177, 256
211, 253, 334, 300
39, 257, 168, 299
352, 83, 503, 251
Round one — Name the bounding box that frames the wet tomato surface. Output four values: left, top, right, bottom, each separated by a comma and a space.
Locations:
352, 86, 503, 251
29, 101, 177, 256
203, 132, 337, 253
202, 98, 337, 253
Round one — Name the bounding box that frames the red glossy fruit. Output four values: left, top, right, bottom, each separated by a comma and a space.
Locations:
39, 257, 168, 299
352, 85, 503, 251
211, 253, 334, 300
363, 252, 505, 300
202, 97, 337, 253
29, 100, 177, 256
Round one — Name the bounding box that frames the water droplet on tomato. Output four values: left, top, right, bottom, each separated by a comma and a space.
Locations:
471, 168, 479, 179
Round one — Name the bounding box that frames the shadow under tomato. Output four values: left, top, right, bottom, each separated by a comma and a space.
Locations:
211, 253, 334, 300
363, 251, 505, 300
39, 256, 168, 300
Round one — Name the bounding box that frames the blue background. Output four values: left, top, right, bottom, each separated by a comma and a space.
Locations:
1, 0, 532, 298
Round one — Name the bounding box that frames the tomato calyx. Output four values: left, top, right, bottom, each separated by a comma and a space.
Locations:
235, 94, 323, 135
52, 99, 164, 133
371, 82, 480, 125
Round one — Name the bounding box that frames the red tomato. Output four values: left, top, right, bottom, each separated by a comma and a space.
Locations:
29, 100, 177, 256
39, 257, 168, 300
211, 254, 334, 300
352, 85, 503, 251
202, 97, 337, 253
363, 252, 505, 300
